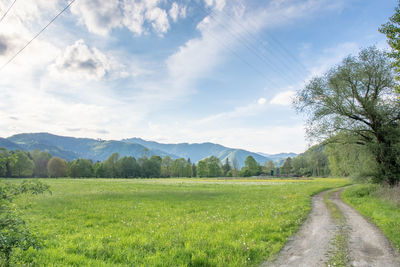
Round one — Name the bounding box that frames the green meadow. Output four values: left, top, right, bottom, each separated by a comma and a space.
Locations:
9, 178, 350, 266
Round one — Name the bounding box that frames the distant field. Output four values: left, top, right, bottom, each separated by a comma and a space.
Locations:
9, 178, 350, 266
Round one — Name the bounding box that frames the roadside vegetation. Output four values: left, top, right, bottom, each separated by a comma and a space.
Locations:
5, 178, 349, 266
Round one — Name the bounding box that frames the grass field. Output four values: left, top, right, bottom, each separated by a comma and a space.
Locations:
7, 178, 350, 266
342, 184, 400, 252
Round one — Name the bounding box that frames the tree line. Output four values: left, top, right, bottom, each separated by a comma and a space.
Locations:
0, 148, 289, 178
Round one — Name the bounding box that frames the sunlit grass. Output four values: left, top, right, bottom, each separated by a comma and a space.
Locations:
9, 178, 350, 266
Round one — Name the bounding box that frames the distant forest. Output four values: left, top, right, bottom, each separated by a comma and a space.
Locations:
0, 141, 371, 179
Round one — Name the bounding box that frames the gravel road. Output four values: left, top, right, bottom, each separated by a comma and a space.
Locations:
263, 188, 400, 267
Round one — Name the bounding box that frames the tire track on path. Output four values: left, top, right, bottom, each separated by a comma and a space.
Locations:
263, 190, 338, 266
263, 187, 400, 267
331, 190, 400, 267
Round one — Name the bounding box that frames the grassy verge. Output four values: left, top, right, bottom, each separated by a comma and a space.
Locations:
342, 184, 400, 252
5, 178, 349, 266
323, 189, 349, 267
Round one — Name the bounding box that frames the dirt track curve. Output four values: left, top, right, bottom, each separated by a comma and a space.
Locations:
263, 188, 400, 267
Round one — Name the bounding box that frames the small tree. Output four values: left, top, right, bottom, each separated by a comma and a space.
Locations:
222, 158, 232, 177
281, 157, 292, 176
243, 156, 260, 176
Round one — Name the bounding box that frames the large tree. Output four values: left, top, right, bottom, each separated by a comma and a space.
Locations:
294, 47, 400, 185
380, 1, 400, 91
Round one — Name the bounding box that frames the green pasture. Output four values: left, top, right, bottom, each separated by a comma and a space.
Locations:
8, 178, 349, 266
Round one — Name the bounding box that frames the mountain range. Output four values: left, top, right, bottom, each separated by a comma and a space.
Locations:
0, 133, 296, 168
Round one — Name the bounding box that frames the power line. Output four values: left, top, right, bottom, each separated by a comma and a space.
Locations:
0, 0, 76, 72
189, 0, 307, 89
0, 0, 17, 24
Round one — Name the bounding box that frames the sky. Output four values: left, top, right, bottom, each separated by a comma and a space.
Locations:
0, 0, 396, 154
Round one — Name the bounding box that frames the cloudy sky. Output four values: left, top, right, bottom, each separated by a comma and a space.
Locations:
0, 0, 396, 153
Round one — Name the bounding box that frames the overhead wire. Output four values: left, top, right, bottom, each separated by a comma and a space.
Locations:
0, 0, 17, 25
209, 3, 309, 83
190, 0, 307, 89
0, 0, 76, 72
183, 7, 282, 90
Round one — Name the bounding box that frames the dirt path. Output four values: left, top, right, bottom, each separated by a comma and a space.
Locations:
331, 190, 400, 266
263, 191, 337, 267
263, 188, 400, 267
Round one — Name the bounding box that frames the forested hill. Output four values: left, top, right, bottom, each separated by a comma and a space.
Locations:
123, 137, 279, 167
5, 133, 176, 162
2, 133, 294, 167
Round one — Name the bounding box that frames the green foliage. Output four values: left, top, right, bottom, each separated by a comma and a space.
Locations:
47, 157, 67, 178
295, 47, 400, 185
171, 158, 192, 177
196, 156, 223, 177
68, 159, 94, 178
0, 180, 51, 266
139, 156, 162, 178
240, 156, 260, 177
281, 157, 292, 175
291, 145, 330, 177
222, 158, 232, 176
9, 151, 34, 178
161, 156, 173, 177
0, 148, 8, 177
380, 2, 400, 92
342, 185, 400, 252
117, 156, 140, 178
325, 140, 377, 180
31, 150, 51, 178
103, 153, 120, 178
263, 160, 275, 176
13, 178, 349, 266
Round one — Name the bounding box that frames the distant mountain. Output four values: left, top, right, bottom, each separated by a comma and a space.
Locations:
123, 138, 285, 168
0, 137, 23, 151
1, 133, 295, 168
6, 133, 178, 161
257, 152, 297, 160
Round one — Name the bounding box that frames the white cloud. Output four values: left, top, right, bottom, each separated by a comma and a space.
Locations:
197, 99, 268, 125
50, 39, 114, 81
145, 7, 170, 34
169, 2, 187, 23
270, 90, 296, 106
258, 97, 267, 105
70, 0, 122, 36
204, 0, 226, 11
70, 0, 187, 36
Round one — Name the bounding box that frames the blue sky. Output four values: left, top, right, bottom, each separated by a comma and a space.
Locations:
0, 0, 396, 153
